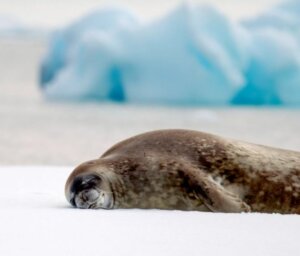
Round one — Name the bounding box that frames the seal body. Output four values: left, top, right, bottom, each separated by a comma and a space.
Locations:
65, 129, 300, 214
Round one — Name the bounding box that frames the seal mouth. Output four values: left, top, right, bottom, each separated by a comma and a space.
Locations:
73, 189, 113, 209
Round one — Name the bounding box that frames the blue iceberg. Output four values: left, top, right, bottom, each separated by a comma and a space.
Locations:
40, 7, 138, 101
233, 0, 300, 105
40, 1, 300, 105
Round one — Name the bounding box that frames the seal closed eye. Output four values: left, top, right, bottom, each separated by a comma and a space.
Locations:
65, 129, 300, 214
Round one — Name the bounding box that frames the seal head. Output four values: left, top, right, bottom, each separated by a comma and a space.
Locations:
65, 161, 114, 209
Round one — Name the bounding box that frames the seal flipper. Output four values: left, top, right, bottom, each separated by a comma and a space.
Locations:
186, 169, 251, 213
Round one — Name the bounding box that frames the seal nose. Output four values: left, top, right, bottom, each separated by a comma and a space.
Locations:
73, 189, 100, 209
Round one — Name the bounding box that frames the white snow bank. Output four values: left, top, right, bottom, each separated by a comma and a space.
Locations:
0, 166, 299, 256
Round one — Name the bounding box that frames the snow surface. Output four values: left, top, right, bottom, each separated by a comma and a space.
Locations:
0, 166, 300, 256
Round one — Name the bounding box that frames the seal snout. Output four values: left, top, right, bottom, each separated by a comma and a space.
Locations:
67, 171, 114, 209
69, 174, 101, 209
74, 188, 100, 209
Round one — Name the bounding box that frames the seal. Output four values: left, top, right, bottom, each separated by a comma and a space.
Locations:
65, 129, 300, 214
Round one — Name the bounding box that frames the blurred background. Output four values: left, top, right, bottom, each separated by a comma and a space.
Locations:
0, 0, 281, 28
0, 0, 299, 166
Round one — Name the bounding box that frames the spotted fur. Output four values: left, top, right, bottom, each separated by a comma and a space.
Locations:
65, 129, 300, 214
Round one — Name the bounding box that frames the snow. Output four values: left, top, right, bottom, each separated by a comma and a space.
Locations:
0, 166, 299, 256
40, 1, 300, 105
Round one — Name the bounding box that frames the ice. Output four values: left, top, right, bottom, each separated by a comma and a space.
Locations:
233, 0, 300, 105
121, 5, 246, 105
0, 166, 300, 256
0, 15, 50, 38
40, 1, 300, 105
0, 15, 25, 35
40, 7, 139, 100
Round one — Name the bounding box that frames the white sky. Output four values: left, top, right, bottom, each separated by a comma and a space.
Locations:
0, 0, 281, 28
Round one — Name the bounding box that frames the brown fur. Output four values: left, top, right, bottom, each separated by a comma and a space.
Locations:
65, 129, 300, 213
